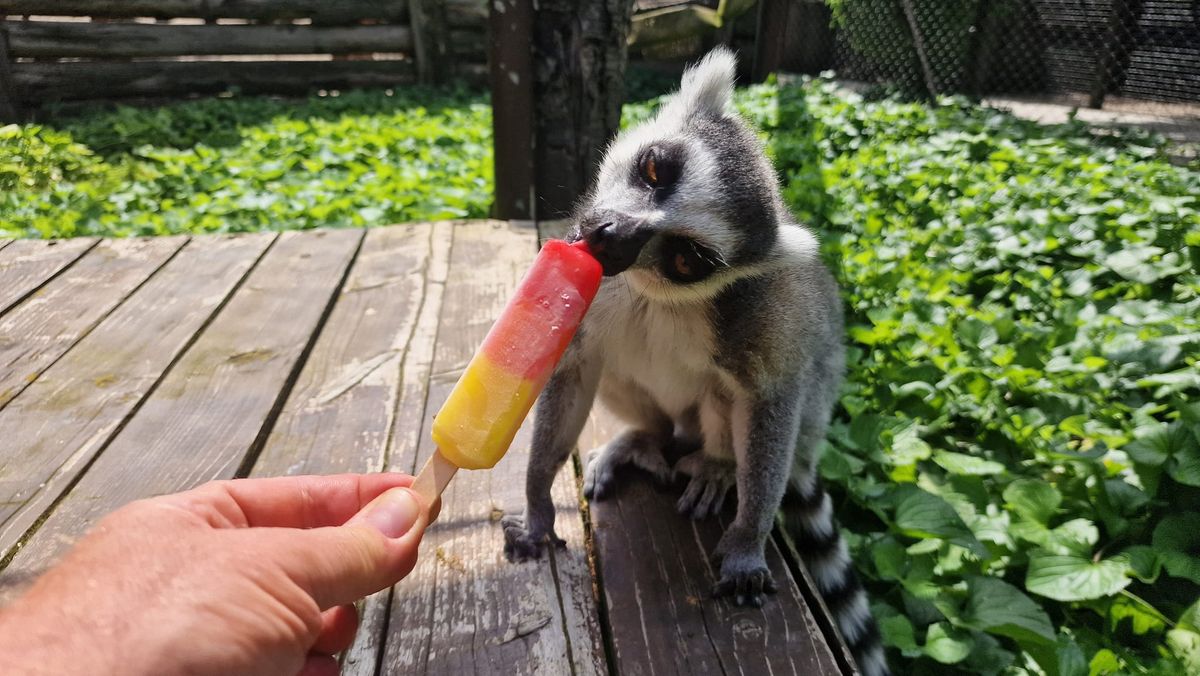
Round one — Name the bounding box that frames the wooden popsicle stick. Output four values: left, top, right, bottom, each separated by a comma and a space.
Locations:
411, 449, 458, 511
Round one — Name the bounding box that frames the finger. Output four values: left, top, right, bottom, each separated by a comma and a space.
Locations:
170, 473, 416, 529
312, 604, 359, 655
270, 487, 430, 609
297, 653, 340, 676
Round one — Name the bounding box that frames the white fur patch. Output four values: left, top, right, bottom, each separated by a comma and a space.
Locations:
799, 493, 835, 539
810, 537, 851, 592
837, 592, 872, 645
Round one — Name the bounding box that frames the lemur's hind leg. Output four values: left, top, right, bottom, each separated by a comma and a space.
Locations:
503, 348, 600, 563
584, 378, 674, 500
676, 390, 737, 520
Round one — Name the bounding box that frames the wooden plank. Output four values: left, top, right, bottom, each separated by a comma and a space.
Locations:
579, 403, 845, 674
0, 236, 185, 411
343, 221, 453, 676
0, 228, 362, 597
0, 237, 97, 317
0, 233, 274, 560
15, 60, 418, 103
7, 22, 414, 58
410, 0, 450, 84
251, 224, 436, 478
0, 1, 408, 24
379, 221, 606, 675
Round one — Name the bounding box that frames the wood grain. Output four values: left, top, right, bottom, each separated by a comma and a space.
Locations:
7, 21, 415, 58
578, 405, 845, 675
379, 221, 605, 675
0, 229, 361, 598
0, 233, 273, 561
0, 237, 185, 411
0, 237, 97, 317
250, 224, 434, 479
342, 221, 454, 676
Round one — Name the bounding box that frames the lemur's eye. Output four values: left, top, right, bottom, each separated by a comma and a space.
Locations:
638, 147, 677, 190
661, 236, 721, 284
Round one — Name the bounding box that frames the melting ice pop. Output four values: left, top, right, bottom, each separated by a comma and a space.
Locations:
411, 239, 602, 505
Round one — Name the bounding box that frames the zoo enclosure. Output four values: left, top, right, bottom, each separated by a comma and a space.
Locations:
816, 0, 1200, 110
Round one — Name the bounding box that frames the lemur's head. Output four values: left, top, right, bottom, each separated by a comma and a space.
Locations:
572, 47, 784, 301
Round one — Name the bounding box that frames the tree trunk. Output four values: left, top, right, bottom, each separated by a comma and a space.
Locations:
532, 0, 634, 220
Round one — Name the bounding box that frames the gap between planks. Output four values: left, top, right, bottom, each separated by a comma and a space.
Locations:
0, 237, 99, 319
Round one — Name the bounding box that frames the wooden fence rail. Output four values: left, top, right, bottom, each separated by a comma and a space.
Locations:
0, 0, 488, 118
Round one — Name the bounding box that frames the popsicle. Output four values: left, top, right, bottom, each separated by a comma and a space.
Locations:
411, 239, 603, 505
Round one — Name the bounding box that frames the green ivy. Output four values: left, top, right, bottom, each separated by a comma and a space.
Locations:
0, 87, 493, 238
631, 78, 1200, 674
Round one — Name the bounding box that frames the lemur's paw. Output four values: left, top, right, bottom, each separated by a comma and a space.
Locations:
712, 557, 777, 608
631, 450, 676, 487
583, 446, 618, 500
674, 451, 735, 520
501, 514, 565, 563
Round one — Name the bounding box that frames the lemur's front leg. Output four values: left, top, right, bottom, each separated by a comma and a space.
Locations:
676, 390, 736, 519
713, 385, 802, 607
502, 345, 600, 562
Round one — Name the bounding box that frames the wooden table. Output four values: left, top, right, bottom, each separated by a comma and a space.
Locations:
0, 222, 849, 675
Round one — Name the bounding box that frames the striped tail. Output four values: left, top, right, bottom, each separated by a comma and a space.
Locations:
781, 477, 891, 676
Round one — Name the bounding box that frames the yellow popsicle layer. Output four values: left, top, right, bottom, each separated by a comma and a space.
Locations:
431, 352, 537, 470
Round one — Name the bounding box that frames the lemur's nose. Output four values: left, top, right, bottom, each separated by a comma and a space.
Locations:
584, 215, 652, 276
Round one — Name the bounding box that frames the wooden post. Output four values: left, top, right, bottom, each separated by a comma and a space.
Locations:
489, 0, 535, 220
410, 0, 450, 84
531, 0, 634, 220
752, 0, 791, 81
0, 25, 18, 122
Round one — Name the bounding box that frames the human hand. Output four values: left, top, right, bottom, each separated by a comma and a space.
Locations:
0, 473, 430, 676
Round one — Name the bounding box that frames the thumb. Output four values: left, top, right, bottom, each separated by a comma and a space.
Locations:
272, 487, 429, 610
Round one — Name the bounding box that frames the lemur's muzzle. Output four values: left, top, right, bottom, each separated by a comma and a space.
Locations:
580, 211, 652, 276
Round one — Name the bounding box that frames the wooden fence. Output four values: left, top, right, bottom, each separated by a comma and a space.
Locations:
0, 0, 489, 118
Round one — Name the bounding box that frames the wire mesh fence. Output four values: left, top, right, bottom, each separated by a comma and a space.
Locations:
826, 0, 1199, 114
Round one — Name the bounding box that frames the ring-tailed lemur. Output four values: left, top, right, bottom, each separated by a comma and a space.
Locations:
501, 48, 889, 676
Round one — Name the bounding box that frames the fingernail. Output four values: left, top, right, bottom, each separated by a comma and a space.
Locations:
356, 488, 421, 538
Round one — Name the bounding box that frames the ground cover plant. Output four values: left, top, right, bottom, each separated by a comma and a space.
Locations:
0, 86, 492, 238
748, 79, 1197, 675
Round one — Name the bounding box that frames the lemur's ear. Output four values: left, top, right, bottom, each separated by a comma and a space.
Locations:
664, 47, 737, 120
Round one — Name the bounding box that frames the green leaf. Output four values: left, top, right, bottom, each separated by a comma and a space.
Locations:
879, 613, 921, 656
924, 622, 973, 664
960, 576, 1056, 646
1108, 593, 1167, 635
1026, 550, 1132, 602
933, 450, 1006, 476
1151, 513, 1200, 584
1167, 604, 1200, 675
893, 486, 984, 555
1003, 479, 1061, 524
1118, 545, 1162, 583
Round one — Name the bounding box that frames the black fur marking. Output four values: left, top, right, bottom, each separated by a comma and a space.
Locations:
781, 478, 826, 511
846, 615, 882, 653
817, 567, 864, 616
687, 115, 777, 264
787, 518, 839, 555
629, 141, 686, 203
660, 236, 722, 284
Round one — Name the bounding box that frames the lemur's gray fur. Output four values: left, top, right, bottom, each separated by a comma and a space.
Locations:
501, 48, 889, 676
